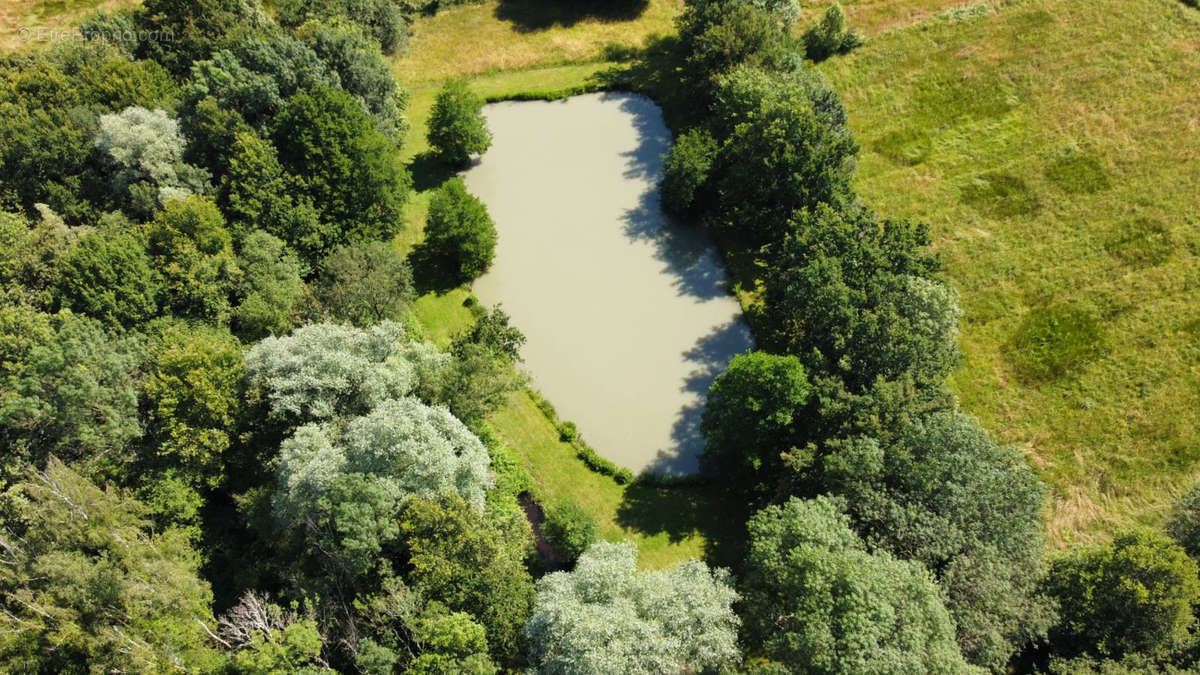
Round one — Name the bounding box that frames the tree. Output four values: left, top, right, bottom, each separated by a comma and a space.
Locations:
0, 312, 144, 480
450, 306, 525, 363
1046, 529, 1200, 659
421, 308, 526, 426
280, 0, 409, 55
541, 500, 599, 567
233, 230, 309, 341
0, 208, 80, 308
802, 3, 863, 63
57, 227, 159, 328
675, 0, 791, 111
427, 80, 491, 167
317, 241, 414, 326
661, 128, 718, 217
423, 178, 497, 283
147, 195, 241, 323
818, 411, 1052, 670
525, 541, 740, 674
220, 131, 324, 259
407, 606, 497, 675
400, 495, 535, 665
94, 106, 210, 218
762, 202, 953, 390
273, 86, 409, 259
296, 19, 409, 139
144, 323, 244, 490
135, 0, 260, 76
709, 67, 857, 249
742, 497, 971, 674
245, 321, 447, 424
700, 351, 810, 497
0, 459, 222, 672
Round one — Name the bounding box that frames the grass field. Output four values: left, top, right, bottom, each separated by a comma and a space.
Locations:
818, 0, 1200, 545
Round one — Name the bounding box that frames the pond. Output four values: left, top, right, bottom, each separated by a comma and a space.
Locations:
464, 92, 753, 475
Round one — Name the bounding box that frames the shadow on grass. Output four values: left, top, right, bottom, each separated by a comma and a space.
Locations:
408, 242, 465, 295
408, 150, 459, 193
495, 0, 650, 31
616, 483, 751, 570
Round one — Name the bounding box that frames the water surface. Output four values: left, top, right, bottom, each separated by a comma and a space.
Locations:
465, 92, 753, 475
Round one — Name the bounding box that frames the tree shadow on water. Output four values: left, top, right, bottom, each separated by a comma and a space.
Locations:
495, 0, 650, 32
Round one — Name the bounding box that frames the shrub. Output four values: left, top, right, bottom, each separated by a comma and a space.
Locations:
558, 421, 578, 442
424, 178, 497, 282
661, 128, 718, 217
1167, 484, 1200, 558
427, 80, 491, 167
802, 3, 863, 62
541, 500, 600, 566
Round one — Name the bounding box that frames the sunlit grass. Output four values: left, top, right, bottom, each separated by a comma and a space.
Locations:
0, 0, 137, 51
819, 0, 1200, 546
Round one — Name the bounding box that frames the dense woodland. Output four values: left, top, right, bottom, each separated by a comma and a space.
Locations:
1, 0, 1199, 672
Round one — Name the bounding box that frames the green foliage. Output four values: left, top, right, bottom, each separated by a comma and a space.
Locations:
423, 178, 498, 282
280, 0, 409, 55
802, 3, 863, 62
675, 0, 791, 111
742, 497, 971, 674
1047, 529, 1200, 659
317, 241, 414, 326
148, 195, 241, 323
407, 607, 497, 675
273, 85, 410, 260
1008, 302, 1106, 382
427, 80, 492, 167
700, 351, 810, 496
819, 411, 1052, 669
233, 230, 309, 341
709, 66, 858, 248
296, 19, 410, 139
57, 226, 159, 328
0, 459, 222, 672
541, 500, 600, 566
525, 541, 741, 674
400, 495, 535, 665
144, 323, 244, 489
763, 202, 953, 390
218, 592, 329, 673
451, 306, 525, 363
1166, 484, 1200, 559
660, 128, 718, 217
94, 106, 211, 218
246, 321, 446, 423
135, 0, 260, 76
0, 311, 144, 479
0, 209, 79, 308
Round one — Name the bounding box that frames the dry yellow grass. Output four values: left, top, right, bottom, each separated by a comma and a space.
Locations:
0, 0, 138, 51
393, 0, 683, 83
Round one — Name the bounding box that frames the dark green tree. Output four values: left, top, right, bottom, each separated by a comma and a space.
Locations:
541, 500, 599, 567
802, 3, 863, 63
147, 195, 241, 323
661, 128, 718, 217
273, 85, 409, 259
135, 0, 254, 76
700, 351, 810, 497
423, 178, 497, 283
427, 80, 491, 167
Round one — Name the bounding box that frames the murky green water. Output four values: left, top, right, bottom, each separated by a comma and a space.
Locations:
464, 92, 753, 475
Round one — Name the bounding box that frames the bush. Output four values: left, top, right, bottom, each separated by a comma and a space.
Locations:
427, 79, 492, 167
542, 500, 600, 566
557, 421, 578, 442
802, 3, 863, 62
661, 128, 718, 217
1167, 484, 1200, 559
424, 178, 497, 282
